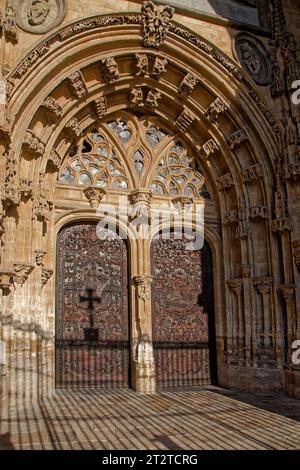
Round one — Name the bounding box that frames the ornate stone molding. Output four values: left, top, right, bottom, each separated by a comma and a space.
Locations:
178, 73, 198, 97
241, 163, 263, 183
68, 71, 87, 99
175, 110, 195, 132
101, 57, 120, 84
228, 129, 248, 149
130, 189, 152, 206
2, 6, 18, 42
94, 96, 107, 120
23, 130, 45, 156
14, 263, 34, 285
145, 89, 161, 108
41, 268, 53, 287
151, 57, 168, 80
41, 97, 62, 119
205, 97, 228, 122
83, 186, 106, 209
216, 173, 234, 191
131, 86, 144, 107
248, 89, 281, 138
135, 53, 148, 76
33, 189, 53, 221
200, 139, 219, 159
15, 0, 66, 35
48, 149, 62, 170
142, 1, 175, 48
34, 250, 47, 267
65, 117, 82, 138
293, 241, 300, 271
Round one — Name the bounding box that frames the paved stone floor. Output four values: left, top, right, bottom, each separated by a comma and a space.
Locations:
0, 386, 300, 450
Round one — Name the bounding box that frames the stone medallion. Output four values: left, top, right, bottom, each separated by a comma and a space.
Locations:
235, 33, 273, 85
15, 0, 66, 34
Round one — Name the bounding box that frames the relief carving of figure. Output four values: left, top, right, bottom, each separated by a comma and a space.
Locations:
28, 0, 50, 26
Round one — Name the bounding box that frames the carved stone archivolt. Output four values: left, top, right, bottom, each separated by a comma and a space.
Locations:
175, 110, 194, 132
200, 139, 219, 160
235, 33, 273, 85
41, 97, 62, 119
142, 1, 175, 48
228, 129, 248, 150
48, 149, 61, 170
178, 73, 198, 98
23, 130, 45, 156
15, 0, 66, 34
205, 97, 228, 123
65, 117, 82, 138
68, 71, 87, 99
101, 58, 120, 84
94, 96, 107, 120
241, 163, 263, 183
130, 87, 162, 108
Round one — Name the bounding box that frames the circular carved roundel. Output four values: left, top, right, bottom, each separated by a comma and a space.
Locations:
15, 0, 66, 34
234, 33, 273, 86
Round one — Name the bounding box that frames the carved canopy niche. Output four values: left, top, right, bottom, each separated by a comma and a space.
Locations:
57, 111, 210, 199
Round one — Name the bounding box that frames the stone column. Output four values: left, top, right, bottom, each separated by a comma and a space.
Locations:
279, 284, 296, 365
227, 279, 243, 364
129, 189, 156, 394
241, 264, 253, 367
253, 277, 274, 361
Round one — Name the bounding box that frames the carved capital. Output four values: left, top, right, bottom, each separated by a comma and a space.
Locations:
142, 1, 175, 48
130, 189, 152, 206
228, 129, 248, 150
0, 270, 14, 292
129, 190, 152, 223
101, 57, 120, 84
68, 71, 87, 98
205, 97, 228, 122
83, 186, 106, 209
65, 117, 82, 138
41, 97, 62, 119
279, 285, 296, 304
48, 149, 62, 171
41, 268, 53, 287
178, 73, 198, 97
14, 264, 34, 285
227, 279, 243, 296
23, 130, 45, 156
34, 250, 47, 267
253, 277, 273, 296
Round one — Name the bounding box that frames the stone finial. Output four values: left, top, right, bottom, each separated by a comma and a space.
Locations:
83, 186, 106, 209
142, 1, 175, 48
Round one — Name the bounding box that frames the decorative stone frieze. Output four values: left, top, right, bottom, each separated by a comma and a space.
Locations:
205, 97, 228, 122
94, 96, 107, 120
68, 71, 87, 99
142, 1, 174, 48
228, 129, 248, 149
178, 73, 198, 97
83, 186, 106, 209
101, 57, 120, 84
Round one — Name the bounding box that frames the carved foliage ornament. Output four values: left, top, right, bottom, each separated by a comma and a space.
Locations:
235, 33, 273, 85
15, 0, 66, 34
142, 1, 175, 48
